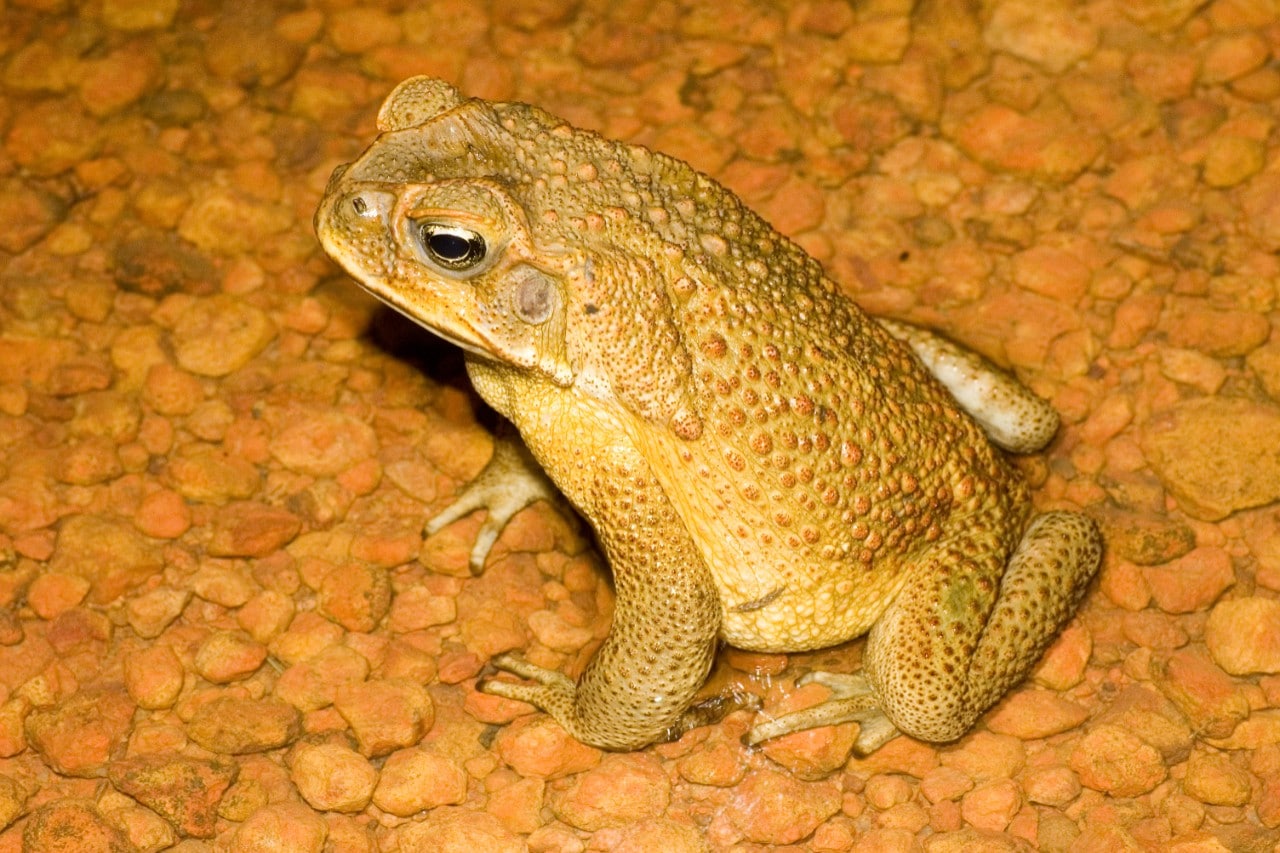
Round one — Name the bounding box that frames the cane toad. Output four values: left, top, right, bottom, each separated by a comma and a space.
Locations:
315, 77, 1103, 753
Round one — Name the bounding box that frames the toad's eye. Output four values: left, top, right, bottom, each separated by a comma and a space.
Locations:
417, 223, 487, 272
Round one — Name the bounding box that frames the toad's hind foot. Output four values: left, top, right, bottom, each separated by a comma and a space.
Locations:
746, 672, 900, 755
477, 653, 578, 717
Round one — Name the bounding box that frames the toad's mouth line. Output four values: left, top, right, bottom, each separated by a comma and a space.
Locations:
354, 279, 498, 363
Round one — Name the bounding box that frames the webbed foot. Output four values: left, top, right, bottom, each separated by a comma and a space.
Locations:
747, 671, 900, 755
478, 653, 578, 716
426, 437, 562, 573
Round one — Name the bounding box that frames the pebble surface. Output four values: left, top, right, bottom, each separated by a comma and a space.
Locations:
1, 0, 1279, 850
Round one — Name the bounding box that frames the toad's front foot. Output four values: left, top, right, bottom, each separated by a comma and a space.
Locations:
425, 437, 562, 574
747, 671, 900, 755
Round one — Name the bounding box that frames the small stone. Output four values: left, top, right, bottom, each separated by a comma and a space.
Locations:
485, 776, 544, 835
959, 778, 1022, 833
396, 805, 523, 853
47, 607, 111, 656
493, 714, 602, 780
108, 754, 237, 838
104, 803, 175, 852
1202, 136, 1265, 188
722, 769, 841, 845
1205, 709, 1280, 750
865, 773, 912, 809
1142, 398, 1280, 520
125, 586, 190, 639
0, 177, 66, 253
1104, 512, 1195, 566
274, 645, 370, 712
237, 589, 296, 644
326, 8, 401, 54
613, 817, 710, 853
163, 442, 260, 502
3, 40, 70, 95
1248, 342, 1280, 405
102, 0, 179, 30
0, 699, 27, 758
985, 689, 1090, 740
187, 695, 301, 754
372, 747, 468, 816
949, 103, 1102, 183
124, 644, 185, 710
1152, 648, 1250, 739
142, 363, 203, 416
1033, 621, 1093, 690
1127, 49, 1198, 101
388, 585, 457, 633
268, 611, 345, 666
526, 607, 595, 653
171, 294, 276, 377
1143, 547, 1235, 614
49, 514, 162, 605
1021, 764, 1081, 807
920, 764, 974, 805
762, 176, 826, 237
191, 560, 257, 608
1158, 347, 1227, 395
207, 501, 302, 558
23, 800, 131, 853
231, 802, 327, 853
1069, 724, 1168, 797
318, 562, 391, 633
5, 99, 102, 177
25, 687, 136, 777
1182, 750, 1252, 806
1161, 297, 1269, 358
548, 753, 671, 831
133, 488, 192, 539
675, 730, 748, 787
1205, 597, 1280, 675
1010, 244, 1091, 304
840, 10, 911, 64
0, 774, 23, 834
939, 732, 1024, 782
54, 435, 122, 485
114, 234, 217, 297
1200, 31, 1269, 84
26, 572, 90, 620
269, 409, 378, 477
1242, 173, 1280, 252
983, 0, 1098, 74
1258, 772, 1280, 830
194, 630, 268, 684
292, 742, 377, 813
333, 679, 433, 757
76, 46, 161, 117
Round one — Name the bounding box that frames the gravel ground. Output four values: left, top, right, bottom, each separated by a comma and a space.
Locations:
2, 1, 1280, 851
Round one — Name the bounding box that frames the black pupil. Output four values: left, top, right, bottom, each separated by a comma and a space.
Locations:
429, 232, 472, 260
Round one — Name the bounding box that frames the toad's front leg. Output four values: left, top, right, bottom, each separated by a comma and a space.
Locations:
479, 459, 724, 750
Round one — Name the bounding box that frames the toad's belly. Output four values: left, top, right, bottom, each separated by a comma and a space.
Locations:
630, 421, 911, 653
706, 534, 911, 653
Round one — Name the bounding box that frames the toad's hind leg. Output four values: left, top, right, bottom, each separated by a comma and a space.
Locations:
749, 511, 1102, 754
867, 510, 1101, 744
876, 318, 1060, 454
